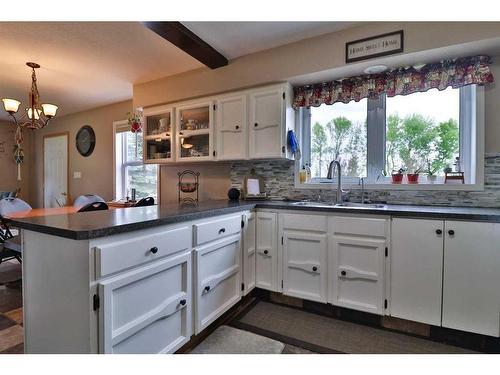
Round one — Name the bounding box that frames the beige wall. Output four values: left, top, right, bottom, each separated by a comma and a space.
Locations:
0, 121, 35, 204
32, 100, 132, 208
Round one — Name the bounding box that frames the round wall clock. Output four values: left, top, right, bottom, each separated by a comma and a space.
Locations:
76, 125, 96, 157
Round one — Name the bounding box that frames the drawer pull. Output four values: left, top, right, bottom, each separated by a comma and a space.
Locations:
263, 249, 269, 255
341, 270, 347, 276
179, 299, 187, 306
235, 125, 239, 130
436, 229, 442, 235
254, 122, 258, 127
204, 285, 211, 292
312, 266, 318, 272
448, 230, 455, 236
150, 247, 159, 254
218, 228, 226, 234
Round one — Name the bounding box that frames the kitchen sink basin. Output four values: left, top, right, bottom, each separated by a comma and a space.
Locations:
290, 201, 387, 209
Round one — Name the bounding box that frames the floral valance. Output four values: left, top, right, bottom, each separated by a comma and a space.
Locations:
292, 55, 494, 109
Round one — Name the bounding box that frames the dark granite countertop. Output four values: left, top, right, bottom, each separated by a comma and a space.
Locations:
10, 199, 500, 240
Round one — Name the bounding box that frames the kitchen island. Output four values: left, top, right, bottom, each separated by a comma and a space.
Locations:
12, 200, 500, 353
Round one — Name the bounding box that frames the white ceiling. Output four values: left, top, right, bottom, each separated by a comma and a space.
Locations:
182, 22, 359, 59
0, 22, 203, 121
0, 21, 360, 121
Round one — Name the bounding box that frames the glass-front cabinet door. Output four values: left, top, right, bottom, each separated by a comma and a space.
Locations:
143, 106, 174, 163
176, 101, 214, 162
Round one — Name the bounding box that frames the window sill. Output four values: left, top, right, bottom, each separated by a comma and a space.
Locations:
295, 181, 484, 192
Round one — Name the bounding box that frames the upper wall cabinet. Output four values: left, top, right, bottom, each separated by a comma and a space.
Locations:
141, 83, 295, 164
249, 85, 293, 160
215, 94, 247, 160
143, 105, 175, 163
176, 101, 215, 162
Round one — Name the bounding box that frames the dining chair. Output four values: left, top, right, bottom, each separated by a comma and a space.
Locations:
0, 197, 31, 265
134, 197, 155, 207
74, 194, 105, 207
77, 201, 109, 212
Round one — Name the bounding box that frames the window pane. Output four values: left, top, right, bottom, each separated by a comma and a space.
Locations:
125, 131, 143, 162
310, 100, 367, 178
385, 88, 460, 176
125, 164, 158, 201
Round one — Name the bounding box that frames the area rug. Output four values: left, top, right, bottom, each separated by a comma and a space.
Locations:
190, 325, 285, 354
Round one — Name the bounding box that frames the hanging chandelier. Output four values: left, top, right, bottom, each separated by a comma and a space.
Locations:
2, 62, 58, 130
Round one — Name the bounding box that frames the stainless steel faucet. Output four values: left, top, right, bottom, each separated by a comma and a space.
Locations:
327, 160, 344, 204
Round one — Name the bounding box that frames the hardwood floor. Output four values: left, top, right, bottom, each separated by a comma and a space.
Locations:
0, 261, 23, 354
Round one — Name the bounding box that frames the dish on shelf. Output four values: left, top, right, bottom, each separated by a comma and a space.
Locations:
179, 182, 198, 193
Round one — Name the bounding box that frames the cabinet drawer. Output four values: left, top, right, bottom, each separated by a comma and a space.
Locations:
96, 225, 191, 278
194, 215, 242, 246
331, 216, 388, 238
282, 213, 328, 232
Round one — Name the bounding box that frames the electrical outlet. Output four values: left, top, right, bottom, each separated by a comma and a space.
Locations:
73, 171, 82, 179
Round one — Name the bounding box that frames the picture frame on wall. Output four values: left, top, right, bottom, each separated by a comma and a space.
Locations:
346, 30, 404, 63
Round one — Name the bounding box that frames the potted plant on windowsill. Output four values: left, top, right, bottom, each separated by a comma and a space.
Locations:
425, 162, 438, 184
391, 167, 406, 184
406, 167, 422, 184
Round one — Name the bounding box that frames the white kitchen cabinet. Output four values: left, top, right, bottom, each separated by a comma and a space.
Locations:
329, 216, 388, 315
215, 94, 247, 160
390, 218, 444, 326
255, 211, 280, 291
248, 84, 294, 160
442, 221, 500, 337
142, 105, 175, 163
282, 231, 328, 303
242, 211, 256, 295
98, 251, 191, 354
194, 234, 241, 334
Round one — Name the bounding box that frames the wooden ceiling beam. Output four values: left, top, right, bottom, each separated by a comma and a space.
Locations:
142, 22, 228, 69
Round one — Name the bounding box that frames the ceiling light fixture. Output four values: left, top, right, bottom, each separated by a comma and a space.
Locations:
2, 62, 58, 130
363, 65, 388, 75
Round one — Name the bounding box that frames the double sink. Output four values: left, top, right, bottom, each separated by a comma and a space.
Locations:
291, 201, 388, 209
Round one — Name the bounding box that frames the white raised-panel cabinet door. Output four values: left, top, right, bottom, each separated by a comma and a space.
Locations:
442, 221, 500, 337
329, 236, 386, 315
282, 231, 327, 303
194, 234, 241, 334
249, 87, 284, 159
255, 212, 279, 291
216, 95, 247, 160
98, 251, 191, 354
390, 218, 444, 326
242, 212, 256, 295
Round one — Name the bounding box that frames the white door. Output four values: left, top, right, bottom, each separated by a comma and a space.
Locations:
43, 134, 68, 207
216, 95, 247, 160
98, 252, 192, 354
194, 234, 241, 334
390, 218, 444, 326
442, 221, 500, 337
282, 231, 327, 303
242, 212, 256, 295
249, 87, 284, 159
329, 236, 386, 315
255, 212, 279, 291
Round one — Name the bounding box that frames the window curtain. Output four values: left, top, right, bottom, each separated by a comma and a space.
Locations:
292, 55, 494, 109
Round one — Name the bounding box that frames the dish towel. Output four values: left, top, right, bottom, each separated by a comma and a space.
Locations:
287, 130, 301, 158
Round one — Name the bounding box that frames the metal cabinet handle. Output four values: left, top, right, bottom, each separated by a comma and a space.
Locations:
263, 249, 269, 255
179, 299, 187, 306
436, 229, 442, 235
341, 270, 347, 276
254, 123, 258, 127
218, 228, 226, 234
312, 266, 318, 272
150, 247, 158, 254
204, 285, 211, 292
448, 230, 455, 236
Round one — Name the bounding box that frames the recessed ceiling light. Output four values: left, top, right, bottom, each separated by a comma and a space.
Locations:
363, 65, 388, 75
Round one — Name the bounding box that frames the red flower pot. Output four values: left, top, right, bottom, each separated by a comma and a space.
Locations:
391, 173, 403, 183
407, 173, 420, 183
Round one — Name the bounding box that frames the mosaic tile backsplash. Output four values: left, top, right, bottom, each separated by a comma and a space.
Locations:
230, 153, 500, 207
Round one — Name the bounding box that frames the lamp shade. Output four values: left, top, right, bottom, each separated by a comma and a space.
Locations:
41, 103, 58, 117
27, 107, 41, 120
2, 98, 21, 113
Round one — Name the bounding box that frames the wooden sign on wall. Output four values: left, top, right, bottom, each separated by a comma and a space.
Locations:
346, 30, 404, 63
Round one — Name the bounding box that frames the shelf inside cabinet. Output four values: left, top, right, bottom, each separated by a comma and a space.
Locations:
144, 132, 172, 141
146, 137, 172, 161
146, 112, 172, 138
